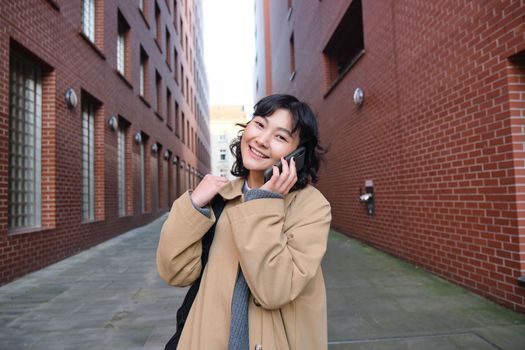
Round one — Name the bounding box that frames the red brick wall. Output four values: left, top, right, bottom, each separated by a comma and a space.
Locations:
0, 0, 209, 285
256, 0, 525, 312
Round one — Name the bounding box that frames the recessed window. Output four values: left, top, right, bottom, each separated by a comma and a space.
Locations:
180, 19, 184, 46
8, 51, 43, 230
181, 112, 185, 143
81, 95, 98, 222
155, 3, 162, 46
82, 0, 95, 42
117, 120, 127, 217
155, 71, 162, 115
220, 149, 226, 161
289, 33, 296, 80
175, 101, 179, 136
181, 66, 185, 95
139, 135, 146, 213
117, 12, 131, 78
139, 47, 149, 99
174, 47, 179, 84
166, 88, 172, 128
323, 0, 364, 87
165, 27, 171, 67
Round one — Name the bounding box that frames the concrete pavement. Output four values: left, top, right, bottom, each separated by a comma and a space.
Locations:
0, 214, 524, 349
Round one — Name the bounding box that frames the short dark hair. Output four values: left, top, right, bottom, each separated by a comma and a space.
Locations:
230, 94, 326, 190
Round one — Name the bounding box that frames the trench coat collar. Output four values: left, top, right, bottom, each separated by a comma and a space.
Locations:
218, 177, 245, 200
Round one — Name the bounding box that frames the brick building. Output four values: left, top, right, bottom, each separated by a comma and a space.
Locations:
0, 0, 210, 285
254, 0, 525, 312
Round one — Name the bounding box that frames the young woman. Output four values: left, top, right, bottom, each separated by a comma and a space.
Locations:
157, 94, 332, 350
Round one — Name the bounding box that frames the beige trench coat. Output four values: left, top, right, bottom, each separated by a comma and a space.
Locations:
157, 178, 332, 350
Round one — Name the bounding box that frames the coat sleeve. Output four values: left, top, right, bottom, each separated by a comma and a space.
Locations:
226, 187, 331, 310
156, 191, 216, 287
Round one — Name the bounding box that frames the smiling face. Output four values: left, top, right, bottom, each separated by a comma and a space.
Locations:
240, 108, 301, 188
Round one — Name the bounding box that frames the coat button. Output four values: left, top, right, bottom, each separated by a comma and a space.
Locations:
253, 298, 261, 307
255, 345, 262, 350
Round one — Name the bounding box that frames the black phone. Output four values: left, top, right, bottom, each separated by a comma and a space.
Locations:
263, 147, 306, 183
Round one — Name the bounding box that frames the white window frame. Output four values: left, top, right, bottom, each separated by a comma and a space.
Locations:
117, 27, 126, 75
139, 60, 145, 97
140, 141, 145, 213
82, 0, 95, 42
118, 127, 126, 216
8, 52, 42, 231
82, 100, 95, 221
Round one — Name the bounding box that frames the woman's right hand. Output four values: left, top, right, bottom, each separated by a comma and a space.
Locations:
190, 174, 230, 208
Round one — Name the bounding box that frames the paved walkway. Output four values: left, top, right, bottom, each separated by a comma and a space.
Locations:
0, 215, 524, 349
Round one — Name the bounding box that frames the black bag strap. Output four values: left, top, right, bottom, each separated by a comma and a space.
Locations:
164, 195, 227, 350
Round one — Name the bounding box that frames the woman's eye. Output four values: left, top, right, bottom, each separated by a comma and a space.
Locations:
255, 121, 264, 128
277, 135, 288, 142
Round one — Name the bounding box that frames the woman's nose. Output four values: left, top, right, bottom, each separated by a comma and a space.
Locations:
255, 132, 270, 148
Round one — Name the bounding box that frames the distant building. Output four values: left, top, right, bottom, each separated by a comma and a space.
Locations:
255, 0, 525, 313
0, 0, 210, 285
210, 106, 247, 179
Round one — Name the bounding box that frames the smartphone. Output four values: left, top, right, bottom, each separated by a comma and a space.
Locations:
263, 147, 306, 183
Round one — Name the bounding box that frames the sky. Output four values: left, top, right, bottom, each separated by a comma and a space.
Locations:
203, 0, 255, 113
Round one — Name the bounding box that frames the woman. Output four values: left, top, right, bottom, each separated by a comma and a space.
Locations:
157, 94, 332, 350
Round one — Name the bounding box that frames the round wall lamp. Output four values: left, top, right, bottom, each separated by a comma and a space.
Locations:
108, 116, 118, 131
65, 88, 78, 109
163, 150, 170, 160
353, 87, 365, 107
151, 143, 158, 154
134, 132, 142, 144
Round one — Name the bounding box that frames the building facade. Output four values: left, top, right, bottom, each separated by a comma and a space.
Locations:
0, 0, 210, 285
210, 105, 247, 180
254, 0, 525, 312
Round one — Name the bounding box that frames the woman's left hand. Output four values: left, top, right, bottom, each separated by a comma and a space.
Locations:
260, 157, 297, 195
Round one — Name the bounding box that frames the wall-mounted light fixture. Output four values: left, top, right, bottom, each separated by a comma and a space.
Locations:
65, 88, 78, 109
134, 132, 142, 144
353, 87, 365, 107
151, 143, 158, 154
163, 150, 170, 160
173, 157, 178, 165
108, 115, 118, 131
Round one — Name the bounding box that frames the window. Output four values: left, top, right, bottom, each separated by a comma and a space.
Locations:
323, 0, 364, 88
180, 19, 184, 46
8, 51, 42, 230
181, 66, 185, 95
289, 33, 296, 80
175, 101, 179, 136
174, 47, 179, 84
166, 88, 172, 128
155, 71, 162, 114
165, 28, 171, 68
155, 2, 161, 46
139, 138, 145, 213
186, 120, 189, 146
173, 0, 178, 32
82, 0, 95, 42
219, 133, 227, 141
139, 47, 149, 99
181, 112, 185, 143
117, 12, 130, 78
117, 124, 126, 216
220, 149, 226, 161
185, 76, 189, 103
81, 97, 96, 221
